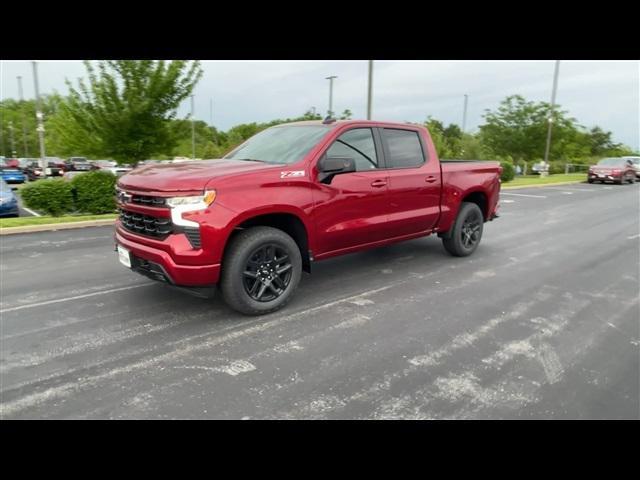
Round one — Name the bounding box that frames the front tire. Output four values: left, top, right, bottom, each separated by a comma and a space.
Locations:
220, 226, 302, 316
442, 202, 484, 257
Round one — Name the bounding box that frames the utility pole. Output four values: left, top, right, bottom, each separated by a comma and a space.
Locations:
8, 121, 16, 157
32, 61, 47, 173
190, 95, 196, 159
462, 94, 469, 133
543, 60, 561, 176
17, 76, 29, 157
325, 75, 337, 117
367, 60, 373, 120
209, 97, 213, 126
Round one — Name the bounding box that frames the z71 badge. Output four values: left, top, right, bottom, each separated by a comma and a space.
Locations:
280, 171, 305, 179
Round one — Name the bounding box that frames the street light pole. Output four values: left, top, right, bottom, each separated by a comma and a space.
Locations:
462, 94, 469, 133
543, 60, 561, 175
17, 76, 29, 157
367, 60, 373, 120
325, 75, 337, 117
8, 121, 16, 157
190, 95, 196, 159
31, 61, 47, 174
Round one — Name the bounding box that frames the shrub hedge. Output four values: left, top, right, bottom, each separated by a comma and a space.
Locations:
20, 179, 74, 216
500, 161, 516, 182
70, 171, 117, 214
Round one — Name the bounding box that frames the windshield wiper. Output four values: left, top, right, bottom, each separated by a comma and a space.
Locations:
233, 158, 268, 163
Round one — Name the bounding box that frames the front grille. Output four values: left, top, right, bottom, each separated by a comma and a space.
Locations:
131, 194, 166, 207
119, 209, 172, 238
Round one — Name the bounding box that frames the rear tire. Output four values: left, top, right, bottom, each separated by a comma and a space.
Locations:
442, 202, 484, 257
588, 178, 594, 184
220, 226, 302, 316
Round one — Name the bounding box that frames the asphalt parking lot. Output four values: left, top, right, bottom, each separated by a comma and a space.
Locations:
1, 182, 639, 419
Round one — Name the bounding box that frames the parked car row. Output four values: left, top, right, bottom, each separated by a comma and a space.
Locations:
0, 156, 134, 182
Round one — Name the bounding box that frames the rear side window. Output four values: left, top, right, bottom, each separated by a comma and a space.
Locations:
382, 129, 425, 168
326, 128, 379, 171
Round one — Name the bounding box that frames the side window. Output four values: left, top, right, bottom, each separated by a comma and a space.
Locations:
325, 128, 378, 171
382, 129, 425, 168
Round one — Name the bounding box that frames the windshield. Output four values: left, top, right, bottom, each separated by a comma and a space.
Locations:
224, 125, 331, 165
597, 158, 624, 166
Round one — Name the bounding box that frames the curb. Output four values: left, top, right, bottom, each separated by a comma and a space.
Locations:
0, 218, 116, 235
501, 180, 586, 190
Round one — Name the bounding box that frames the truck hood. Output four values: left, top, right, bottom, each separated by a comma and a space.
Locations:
118, 159, 279, 192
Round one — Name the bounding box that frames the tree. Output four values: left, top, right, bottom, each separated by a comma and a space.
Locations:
424, 117, 466, 158
0, 94, 63, 158
48, 60, 203, 164
478, 94, 587, 162
339, 109, 353, 120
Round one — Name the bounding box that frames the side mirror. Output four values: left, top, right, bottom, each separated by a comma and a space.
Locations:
318, 155, 356, 184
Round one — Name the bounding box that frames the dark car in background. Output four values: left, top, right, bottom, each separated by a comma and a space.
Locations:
0, 167, 27, 184
0, 179, 19, 217
17, 158, 39, 172
24, 161, 64, 181
588, 158, 636, 184
65, 157, 95, 172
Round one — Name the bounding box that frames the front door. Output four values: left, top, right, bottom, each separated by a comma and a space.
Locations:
311, 127, 391, 255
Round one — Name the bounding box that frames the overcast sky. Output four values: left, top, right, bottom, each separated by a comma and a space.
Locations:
2, 60, 638, 150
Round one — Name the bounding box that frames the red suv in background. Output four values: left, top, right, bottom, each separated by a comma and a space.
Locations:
588, 158, 636, 184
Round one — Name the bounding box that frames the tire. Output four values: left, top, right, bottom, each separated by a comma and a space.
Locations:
588, 178, 594, 184
220, 226, 302, 316
442, 202, 484, 257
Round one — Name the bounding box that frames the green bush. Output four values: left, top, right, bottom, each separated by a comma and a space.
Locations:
500, 161, 516, 182
71, 170, 117, 214
20, 179, 74, 216
549, 161, 566, 175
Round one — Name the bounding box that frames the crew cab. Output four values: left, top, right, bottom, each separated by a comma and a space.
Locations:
115, 120, 501, 315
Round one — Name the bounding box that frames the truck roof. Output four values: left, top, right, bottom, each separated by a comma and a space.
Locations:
276, 119, 423, 128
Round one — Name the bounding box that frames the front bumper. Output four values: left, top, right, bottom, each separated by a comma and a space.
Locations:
115, 227, 221, 286
588, 173, 622, 181
0, 202, 19, 216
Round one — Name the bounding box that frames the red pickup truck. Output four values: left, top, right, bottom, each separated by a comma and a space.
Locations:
115, 120, 501, 315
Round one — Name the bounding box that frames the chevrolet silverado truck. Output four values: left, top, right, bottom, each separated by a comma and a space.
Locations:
115, 120, 501, 315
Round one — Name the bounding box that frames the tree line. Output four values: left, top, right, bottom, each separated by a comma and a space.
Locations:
1, 61, 636, 167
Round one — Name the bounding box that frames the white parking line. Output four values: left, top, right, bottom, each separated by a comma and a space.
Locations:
22, 206, 41, 217
502, 199, 515, 204
501, 193, 547, 198
628, 234, 640, 240
0, 283, 155, 314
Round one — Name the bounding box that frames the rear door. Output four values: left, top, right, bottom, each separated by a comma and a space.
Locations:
311, 127, 391, 254
381, 127, 442, 236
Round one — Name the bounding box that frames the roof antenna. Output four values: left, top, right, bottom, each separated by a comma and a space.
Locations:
322, 115, 336, 124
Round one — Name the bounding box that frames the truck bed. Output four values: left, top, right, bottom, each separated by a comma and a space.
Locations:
437, 159, 502, 230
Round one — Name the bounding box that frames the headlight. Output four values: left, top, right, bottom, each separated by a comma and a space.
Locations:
166, 190, 216, 208
167, 190, 216, 228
